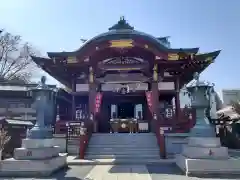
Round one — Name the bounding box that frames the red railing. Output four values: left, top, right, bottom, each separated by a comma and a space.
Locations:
55, 119, 94, 159
156, 107, 196, 133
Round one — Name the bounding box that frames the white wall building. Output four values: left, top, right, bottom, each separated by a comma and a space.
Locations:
222, 89, 240, 107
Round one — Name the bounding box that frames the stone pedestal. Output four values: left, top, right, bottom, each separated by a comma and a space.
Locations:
176, 137, 240, 176
189, 117, 215, 137
0, 139, 67, 177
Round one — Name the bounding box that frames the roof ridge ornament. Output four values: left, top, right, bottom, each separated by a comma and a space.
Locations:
108, 16, 134, 31
36, 76, 49, 89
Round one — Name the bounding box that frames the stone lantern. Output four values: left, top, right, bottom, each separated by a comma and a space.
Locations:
27, 76, 57, 139
176, 75, 240, 175
0, 76, 66, 177
186, 72, 215, 137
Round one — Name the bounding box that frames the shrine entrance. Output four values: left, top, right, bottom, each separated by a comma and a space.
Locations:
97, 93, 151, 133
117, 102, 135, 119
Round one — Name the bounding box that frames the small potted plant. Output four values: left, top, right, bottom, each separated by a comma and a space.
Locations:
0, 128, 11, 160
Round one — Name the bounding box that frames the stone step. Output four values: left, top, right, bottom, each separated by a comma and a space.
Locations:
90, 137, 157, 141
90, 139, 157, 142
68, 158, 175, 165
88, 143, 158, 146
85, 151, 160, 155
89, 139, 157, 142
88, 145, 159, 148
90, 138, 157, 141
91, 135, 156, 140
86, 133, 160, 160
85, 154, 160, 159
87, 147, 159, 152
92, 133, 155, 136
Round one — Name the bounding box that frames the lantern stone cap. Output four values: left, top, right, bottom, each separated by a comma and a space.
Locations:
29, 76, 57, 92
186, 72, 214, 88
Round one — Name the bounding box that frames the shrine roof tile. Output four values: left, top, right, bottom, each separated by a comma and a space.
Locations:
168, 48, 199, 54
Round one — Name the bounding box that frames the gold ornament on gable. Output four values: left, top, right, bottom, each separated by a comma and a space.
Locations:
168, 53, 179, 61
67, 56, 78, 64
153, 64, 158, 81
89, 66, 94, 83
109, 39, 134, 48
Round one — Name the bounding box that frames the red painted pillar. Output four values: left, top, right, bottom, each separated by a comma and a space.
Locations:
79, 134, 88, 159
88, 66, 97, 132
174, 77, 181, 124
159, 128, 166, 159
71, 79, 76, 121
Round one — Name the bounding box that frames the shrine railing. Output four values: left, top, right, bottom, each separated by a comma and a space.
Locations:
55, 118, 89, 134
157, 107, 196, 133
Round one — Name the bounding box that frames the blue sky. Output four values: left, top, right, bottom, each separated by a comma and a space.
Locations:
0, 0, 239, 94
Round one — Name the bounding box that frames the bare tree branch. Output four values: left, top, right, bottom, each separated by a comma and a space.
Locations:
0, 128, 11, 151
232, 101, 240, 115
0, 30, 36, 83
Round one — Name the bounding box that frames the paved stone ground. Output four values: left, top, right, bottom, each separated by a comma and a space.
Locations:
2, 164, 239, 180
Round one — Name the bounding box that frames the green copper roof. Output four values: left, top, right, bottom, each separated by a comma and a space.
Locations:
73, 17, 169, 53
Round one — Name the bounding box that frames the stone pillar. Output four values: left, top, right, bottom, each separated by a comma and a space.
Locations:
0, 76, 67, 177
88, 66, 97, 132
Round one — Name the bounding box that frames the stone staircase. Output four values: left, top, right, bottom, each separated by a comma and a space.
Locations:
85, 133, 160, 161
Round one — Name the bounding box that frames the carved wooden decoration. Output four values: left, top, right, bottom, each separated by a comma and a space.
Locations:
168, 53, 179, 61
67, 56, 78, 64
105, 57, 142, 65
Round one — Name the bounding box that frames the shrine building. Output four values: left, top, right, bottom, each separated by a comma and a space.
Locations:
32, 17, 220, 134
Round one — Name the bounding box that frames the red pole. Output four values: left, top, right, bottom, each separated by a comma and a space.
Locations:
79, 134, 88, 159
159, 128, 166, 159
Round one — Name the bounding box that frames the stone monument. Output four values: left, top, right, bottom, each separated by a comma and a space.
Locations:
176, 72, 240, 176
0, 76, 67, 177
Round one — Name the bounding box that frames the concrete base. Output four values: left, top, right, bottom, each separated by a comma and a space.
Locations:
182, 145, 228, 159
22, 138, 55, 148
176, 136, 240, 176
187, 137, 221, 147
176, 154, 240, 176
0, 154, 67, 177
14, 146, 60, 160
